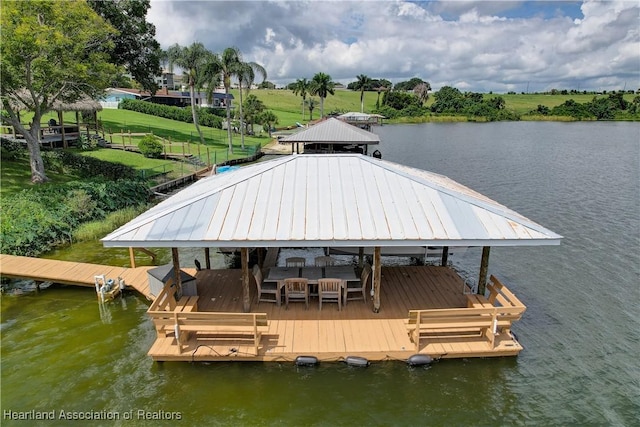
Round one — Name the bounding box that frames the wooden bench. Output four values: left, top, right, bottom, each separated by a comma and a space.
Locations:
464, 275, 526, 333
486, 275, 526, 333
147, 278, 199, 337
465, 293, 493, 308
407, 307, 497, 353
172, 312, 268, 355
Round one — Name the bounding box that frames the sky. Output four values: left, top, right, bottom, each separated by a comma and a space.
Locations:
147, 0, 640, 93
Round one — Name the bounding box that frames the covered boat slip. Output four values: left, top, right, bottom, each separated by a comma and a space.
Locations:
102, 153, 561, 362
147, 266, 524, 362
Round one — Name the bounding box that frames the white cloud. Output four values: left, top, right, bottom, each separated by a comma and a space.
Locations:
148, 0, 640, 92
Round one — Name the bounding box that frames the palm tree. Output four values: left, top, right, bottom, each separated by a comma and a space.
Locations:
306, 97, 318, 121
242, 94, 265, 136
166, 42, 215, 145
355, 74, 372, 113
258, 110, 278, 138
236, 61, 267, 149
309, 72, 335, 119
219, 47, 242, 152
292, 78, 310, 120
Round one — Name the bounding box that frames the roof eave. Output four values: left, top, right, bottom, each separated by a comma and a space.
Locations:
102, 237, 562, 249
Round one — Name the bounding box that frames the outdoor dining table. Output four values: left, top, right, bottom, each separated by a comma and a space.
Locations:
264, 266, 358, 284
264, 266, 359, 300
324, 266, 360, 284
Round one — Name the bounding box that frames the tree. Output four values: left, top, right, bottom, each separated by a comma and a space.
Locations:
236, 60, 267, 149
292, 78, 310, 120
394, 77, 427, 91
1, 0, 117, 183
306, 98, 318, 120
413, 82, 432, 106
375, 86, 390, 109
258, 110, 278, 138
242, 94, 265, 135
354, 74, 372, 113
258, 81, 276, 89
219, 47, 242, 153
166, 43, 217, 145
430, 86, 465, 113
382, 91, 420, 110
87, 0, 161, 93
309, 72, 335, 118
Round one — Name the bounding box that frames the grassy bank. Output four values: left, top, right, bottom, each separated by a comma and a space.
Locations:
11, 91, 637, 137
230, 89, 637, 122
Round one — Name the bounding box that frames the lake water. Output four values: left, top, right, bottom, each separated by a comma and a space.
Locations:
2, 122, 639, 426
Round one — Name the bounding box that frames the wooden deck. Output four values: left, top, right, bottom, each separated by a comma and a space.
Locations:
0, 255, 523, 362
148, 266, 523, 362
0, 254, 194, 299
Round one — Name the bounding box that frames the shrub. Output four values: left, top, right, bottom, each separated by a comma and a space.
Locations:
0, 179, 150, 256
73, 204, 149, 242
138, 134, 163, 158
44, 150, 137, 180
119, 99, 223, 129
0, 138, 26, 161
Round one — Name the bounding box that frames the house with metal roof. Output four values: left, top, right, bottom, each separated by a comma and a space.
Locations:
279, 118, 380, 154
102, 154, 561, 362
100, 87, 233, 109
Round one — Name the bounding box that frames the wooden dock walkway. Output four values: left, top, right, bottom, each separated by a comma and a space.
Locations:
0, 254, 190, 300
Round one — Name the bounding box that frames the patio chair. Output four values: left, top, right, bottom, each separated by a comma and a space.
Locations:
318, 278, 343, 311
314, 256, 336, 267
344, 263, 371, 306
253, 264, 280, 305
283, 277, 309, 309
285, 257, 306, 267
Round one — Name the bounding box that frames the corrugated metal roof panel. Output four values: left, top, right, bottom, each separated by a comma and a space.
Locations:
280, 118, 380, 144
102, 154, 562, 248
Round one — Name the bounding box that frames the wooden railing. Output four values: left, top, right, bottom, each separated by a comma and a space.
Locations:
147, 279, 268, 356
172, 312, 268, 355
407, 307, 497, 353
408, 276, 526, 352
465, 275, 526, 333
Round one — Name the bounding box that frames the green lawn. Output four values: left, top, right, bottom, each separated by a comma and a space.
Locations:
232, 88, 380, 125
3, 89, 636, 196
15, 90, 637, 134
0, 154, 80, 196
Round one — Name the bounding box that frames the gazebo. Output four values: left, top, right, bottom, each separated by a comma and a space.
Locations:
279, 118, 380, 155
6, 92, 102, 148
102, 154, 561, 313
337, 112, 385, 130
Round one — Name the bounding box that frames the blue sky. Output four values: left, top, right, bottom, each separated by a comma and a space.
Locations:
148, 1, 639, 93
414, 1, 584, 20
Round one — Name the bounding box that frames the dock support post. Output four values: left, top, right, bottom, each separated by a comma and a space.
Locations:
241, 247, 250, 312
358, 247, 364, 269
441, 246, 449, 266
171, 247, 182, 297
478, 246, 491, 295
129, 247, 136, 268
373, 246, 381, 313
204, 248, 211, 270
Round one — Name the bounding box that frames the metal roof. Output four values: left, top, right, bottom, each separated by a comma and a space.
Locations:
279, 118, 380, 145
102, 154, 562, 248
338, 112, 380, 122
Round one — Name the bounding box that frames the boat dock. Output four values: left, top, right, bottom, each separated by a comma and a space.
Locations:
0, 254, 182, 298
0, 254, 525, 363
